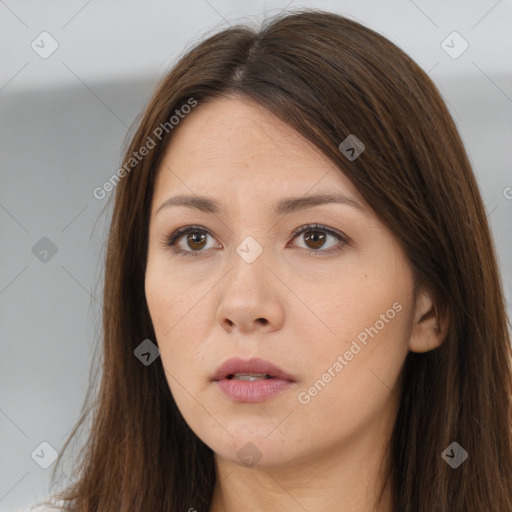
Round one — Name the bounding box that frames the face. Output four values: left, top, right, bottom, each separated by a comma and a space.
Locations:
145, 95, 416, 469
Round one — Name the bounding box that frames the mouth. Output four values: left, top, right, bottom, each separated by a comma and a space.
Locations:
212, 357, 296, 382
226, 373, 274, 381
212, 357, 296, 403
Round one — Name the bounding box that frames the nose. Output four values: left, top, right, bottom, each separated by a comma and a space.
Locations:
215, 249, 285, 335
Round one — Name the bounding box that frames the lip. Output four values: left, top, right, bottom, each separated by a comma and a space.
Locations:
212, 357, 296, 403
212, 357, 296, 382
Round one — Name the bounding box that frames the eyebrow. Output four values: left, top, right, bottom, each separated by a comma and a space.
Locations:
155, 192, 365, 216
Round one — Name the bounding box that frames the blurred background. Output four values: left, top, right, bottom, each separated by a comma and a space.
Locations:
1, 0, 511, 509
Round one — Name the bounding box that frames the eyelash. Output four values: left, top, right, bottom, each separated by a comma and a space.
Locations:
161, 223, 350, 258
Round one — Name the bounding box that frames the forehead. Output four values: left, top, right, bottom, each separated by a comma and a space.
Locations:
152, 96, 365, 211
163, 96, 328, 166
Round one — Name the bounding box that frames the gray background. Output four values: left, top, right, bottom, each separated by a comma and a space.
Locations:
1, 0, 511, 510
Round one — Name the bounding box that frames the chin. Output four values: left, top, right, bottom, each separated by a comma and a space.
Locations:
197, 422, 303, 468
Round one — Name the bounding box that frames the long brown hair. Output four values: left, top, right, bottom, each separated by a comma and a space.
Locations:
41, 8, 512, 511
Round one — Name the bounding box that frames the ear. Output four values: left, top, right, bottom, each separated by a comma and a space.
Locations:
409, 288, 449, 353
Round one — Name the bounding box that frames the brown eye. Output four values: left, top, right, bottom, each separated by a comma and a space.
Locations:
303, 230, 327, 250
164, 223, 348, 258
290, 224, 348, 255
164, 226, 219, 257
186, 232, 207, 250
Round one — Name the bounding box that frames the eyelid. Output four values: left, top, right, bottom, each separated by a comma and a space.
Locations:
162, 224, 221, 255
289, 223, 350, 245
162, 223, 350, 257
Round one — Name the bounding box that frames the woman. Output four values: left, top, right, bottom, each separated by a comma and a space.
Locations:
35, 8, 512, 512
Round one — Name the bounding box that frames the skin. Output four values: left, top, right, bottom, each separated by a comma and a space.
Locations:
145, 95, 447, 512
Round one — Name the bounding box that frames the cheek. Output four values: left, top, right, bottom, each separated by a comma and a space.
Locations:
145, 267, 191, 364
293, 305, 410, 442
145, 256, 200, 337
145, 264, 214, 394
293, 264, 412, 413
